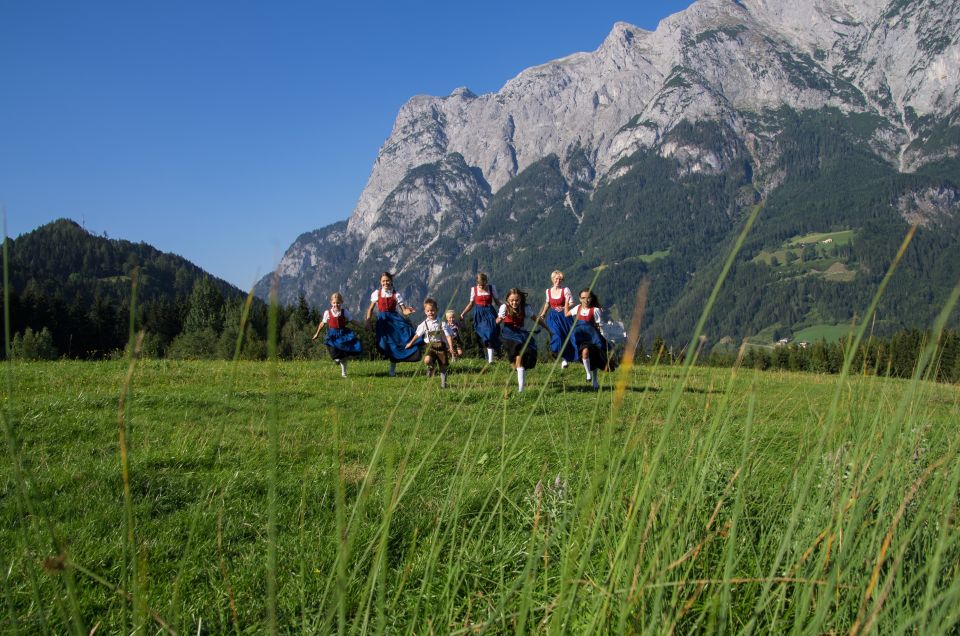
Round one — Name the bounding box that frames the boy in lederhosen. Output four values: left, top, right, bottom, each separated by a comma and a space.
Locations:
405, 298, 455, 388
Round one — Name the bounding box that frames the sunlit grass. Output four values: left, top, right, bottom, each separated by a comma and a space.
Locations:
1, 356, 958, 633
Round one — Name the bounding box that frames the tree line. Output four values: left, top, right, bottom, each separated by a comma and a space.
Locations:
694, 330, 960, 384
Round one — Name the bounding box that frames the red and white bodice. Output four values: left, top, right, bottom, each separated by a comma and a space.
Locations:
323, 308, 351, 329
370, 289, 405, 313
498, 303, 532, 328
471, 285, 496, 307
573, 306, 603, 327
546, 287, 572, 311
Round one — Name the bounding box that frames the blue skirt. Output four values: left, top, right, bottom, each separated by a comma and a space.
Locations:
324, 327, 362, 360
571, 322, 616, 372
501, 324, 538, 369
545, 309, 576, 362
471, 305, 500, 349
375, 311, 421, 362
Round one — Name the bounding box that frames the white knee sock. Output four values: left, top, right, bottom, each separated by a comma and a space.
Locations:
517, 367, 525, 391
340, 361, 347, 377
486, 348, 494, 363
583, 358, 592, 381
440, 372, 448, 388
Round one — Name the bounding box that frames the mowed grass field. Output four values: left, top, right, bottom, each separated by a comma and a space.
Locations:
3, 357, 959, 633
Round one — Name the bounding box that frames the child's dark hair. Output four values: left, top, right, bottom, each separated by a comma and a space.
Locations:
380, 271, 394, 281
578, 288, 600, 308
505, 288, 527, 318
423, 297, 438, 310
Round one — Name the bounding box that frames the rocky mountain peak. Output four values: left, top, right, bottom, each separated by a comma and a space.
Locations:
260, 0, 960, 322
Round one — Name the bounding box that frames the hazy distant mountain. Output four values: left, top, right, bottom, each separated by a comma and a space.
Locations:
259, 0, 960, 342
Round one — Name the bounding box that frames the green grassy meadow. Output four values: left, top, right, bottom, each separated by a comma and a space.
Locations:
3, 356, 959, 633
792, 323, 856, 344
789, 230, 856, 246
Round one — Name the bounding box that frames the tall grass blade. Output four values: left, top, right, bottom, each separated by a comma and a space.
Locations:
266, 274, 280, 634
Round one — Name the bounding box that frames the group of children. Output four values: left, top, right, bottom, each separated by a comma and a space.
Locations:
312, 270, 616, 392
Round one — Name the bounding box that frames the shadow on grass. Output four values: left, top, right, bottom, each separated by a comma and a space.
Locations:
562, 384, 661, 394
682, 386, 723, 395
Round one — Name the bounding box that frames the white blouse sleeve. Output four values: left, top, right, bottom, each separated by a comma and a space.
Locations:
469, 286, 476, 301
322, 310, 331, 323
497, 304, 507, 319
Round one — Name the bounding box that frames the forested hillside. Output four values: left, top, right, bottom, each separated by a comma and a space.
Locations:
5, 219, 251, 358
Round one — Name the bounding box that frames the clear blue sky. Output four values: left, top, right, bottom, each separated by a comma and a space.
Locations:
1, 0, 694, 290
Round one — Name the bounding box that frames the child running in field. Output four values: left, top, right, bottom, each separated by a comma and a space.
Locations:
405, 298, 455, 388
312, 292, 362, 377
497, 288, 553, 393
366, 271, 419, 376
460, 272, 500, 364
567, 289, 617, 390
444, 309, 464, 361
539, 270, 577, 368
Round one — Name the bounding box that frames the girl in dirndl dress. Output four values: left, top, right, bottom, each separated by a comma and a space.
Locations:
365, 271, 419, 376
538, 270, 577, 367
312, 292, 362, 377
497, 288, 553, 393
460, 272, 501, 363
567, 289, 617, 391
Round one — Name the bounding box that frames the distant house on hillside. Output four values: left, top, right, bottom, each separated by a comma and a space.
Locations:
603, 321, 627, 345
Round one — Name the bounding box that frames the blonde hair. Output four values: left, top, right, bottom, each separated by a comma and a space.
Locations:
444, 309, 456, 320
330, 292, 343, 303
551, 270, 564, 279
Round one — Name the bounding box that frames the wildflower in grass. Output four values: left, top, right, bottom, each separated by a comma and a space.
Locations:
529, 474, 570, 534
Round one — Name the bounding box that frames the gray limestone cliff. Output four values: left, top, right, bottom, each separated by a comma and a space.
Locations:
257, 0, 959, 310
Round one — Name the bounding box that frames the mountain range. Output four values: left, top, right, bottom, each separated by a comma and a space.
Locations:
257, 0, 960, 343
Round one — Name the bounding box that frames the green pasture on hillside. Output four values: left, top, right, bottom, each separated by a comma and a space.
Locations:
3, 358, 959, 633
752, 229, 857, 274
789, 230, 856, 246
793, 323, 856, 343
